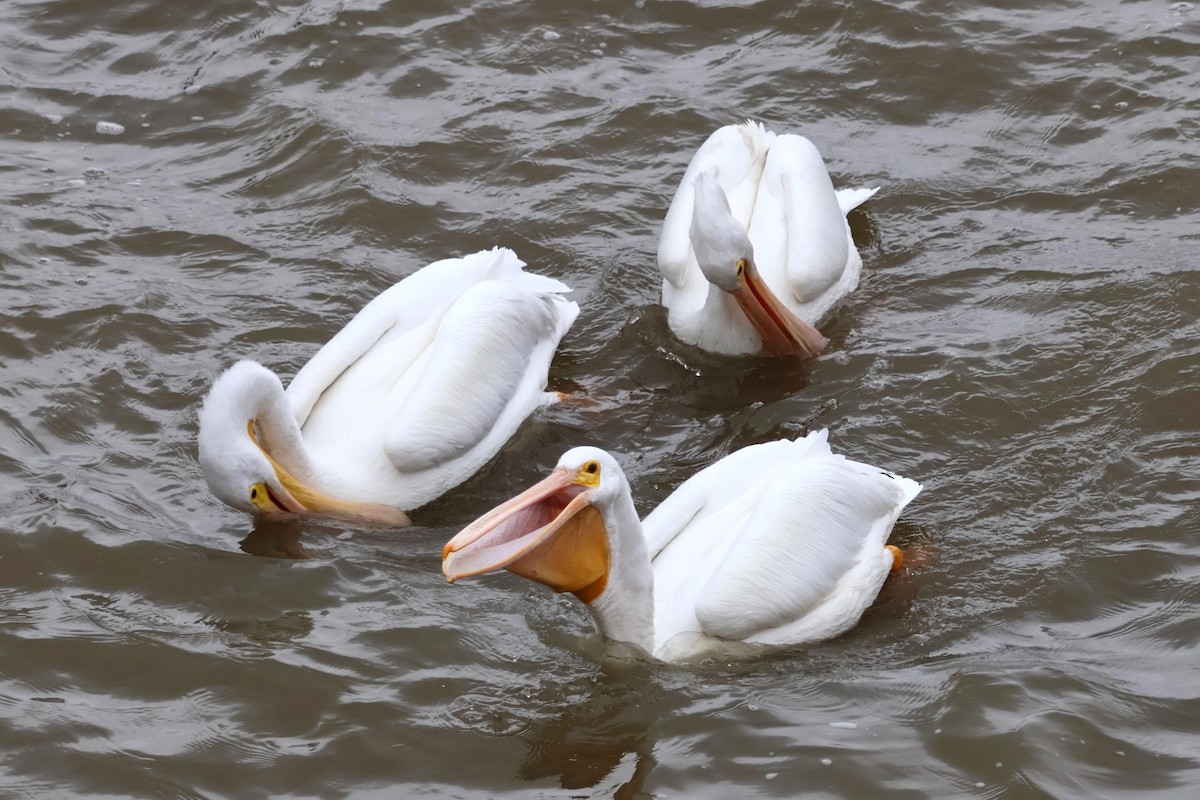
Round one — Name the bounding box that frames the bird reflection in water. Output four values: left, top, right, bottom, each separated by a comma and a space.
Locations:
239, 517, 312, 559
515, 658, 680, 798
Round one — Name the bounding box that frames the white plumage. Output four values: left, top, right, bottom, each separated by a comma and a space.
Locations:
658, 121, 878, 357
198, 247, 578, 524
443, 430, 921, 661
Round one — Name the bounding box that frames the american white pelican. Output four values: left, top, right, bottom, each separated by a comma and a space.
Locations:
198, 247, 579, 526
658, 121, 879, 357
443, 430, 921, 661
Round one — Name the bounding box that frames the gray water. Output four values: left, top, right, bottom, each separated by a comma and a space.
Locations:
1, 0, 1198, 797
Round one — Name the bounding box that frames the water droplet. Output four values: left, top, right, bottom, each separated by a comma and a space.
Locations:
975, 782, 985, 788
96, 121, 125, 135
820, 758, 832, 766
765, 772, 777, 780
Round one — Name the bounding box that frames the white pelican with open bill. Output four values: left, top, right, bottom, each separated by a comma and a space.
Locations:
443, 430, 921, 661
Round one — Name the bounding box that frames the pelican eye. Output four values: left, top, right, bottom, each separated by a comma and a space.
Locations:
577, 460, 602, 486
250, 487, 259, 500
736, 258, 746, 276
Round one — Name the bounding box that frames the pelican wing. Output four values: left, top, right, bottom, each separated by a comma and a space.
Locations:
746, 134, 851, 305
382, 281, 578, 474
693, 457, 915, 642
287, 247, 561, 427
642, 433, 832, 560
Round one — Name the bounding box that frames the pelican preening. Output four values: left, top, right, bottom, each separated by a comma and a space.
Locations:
198, 247, 578, 525
658, 121, 878, 357
443, 430, 921, 662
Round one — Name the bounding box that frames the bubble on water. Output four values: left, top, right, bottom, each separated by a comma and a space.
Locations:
44, 113, 63, 124
591, 49, 603, 55
1115, 101, 1129, 109
83, 167, 108, 178
38, 257, 50, 265
975, 782, 985, 788
141, 123, 150, 128
820, 758, 832, 766
67, 178, 87, 187
1116, 750, 1126, 756
830, 721, 858, 729
307, 58, 325, 68
543, 29, 561, 41
184, 84, 201, 95
96, 121, 124, 135
765, 772, 777, 780
191, 116, 205, 121
934, 728, 942, 734
1169, 2, 1193, 13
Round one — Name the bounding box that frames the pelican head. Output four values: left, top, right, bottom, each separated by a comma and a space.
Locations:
198, 360, 409, 526
690, 172, 755, 292
198, 362, 305, 515
442, 447, 627, 603
689, 172, 828, 357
